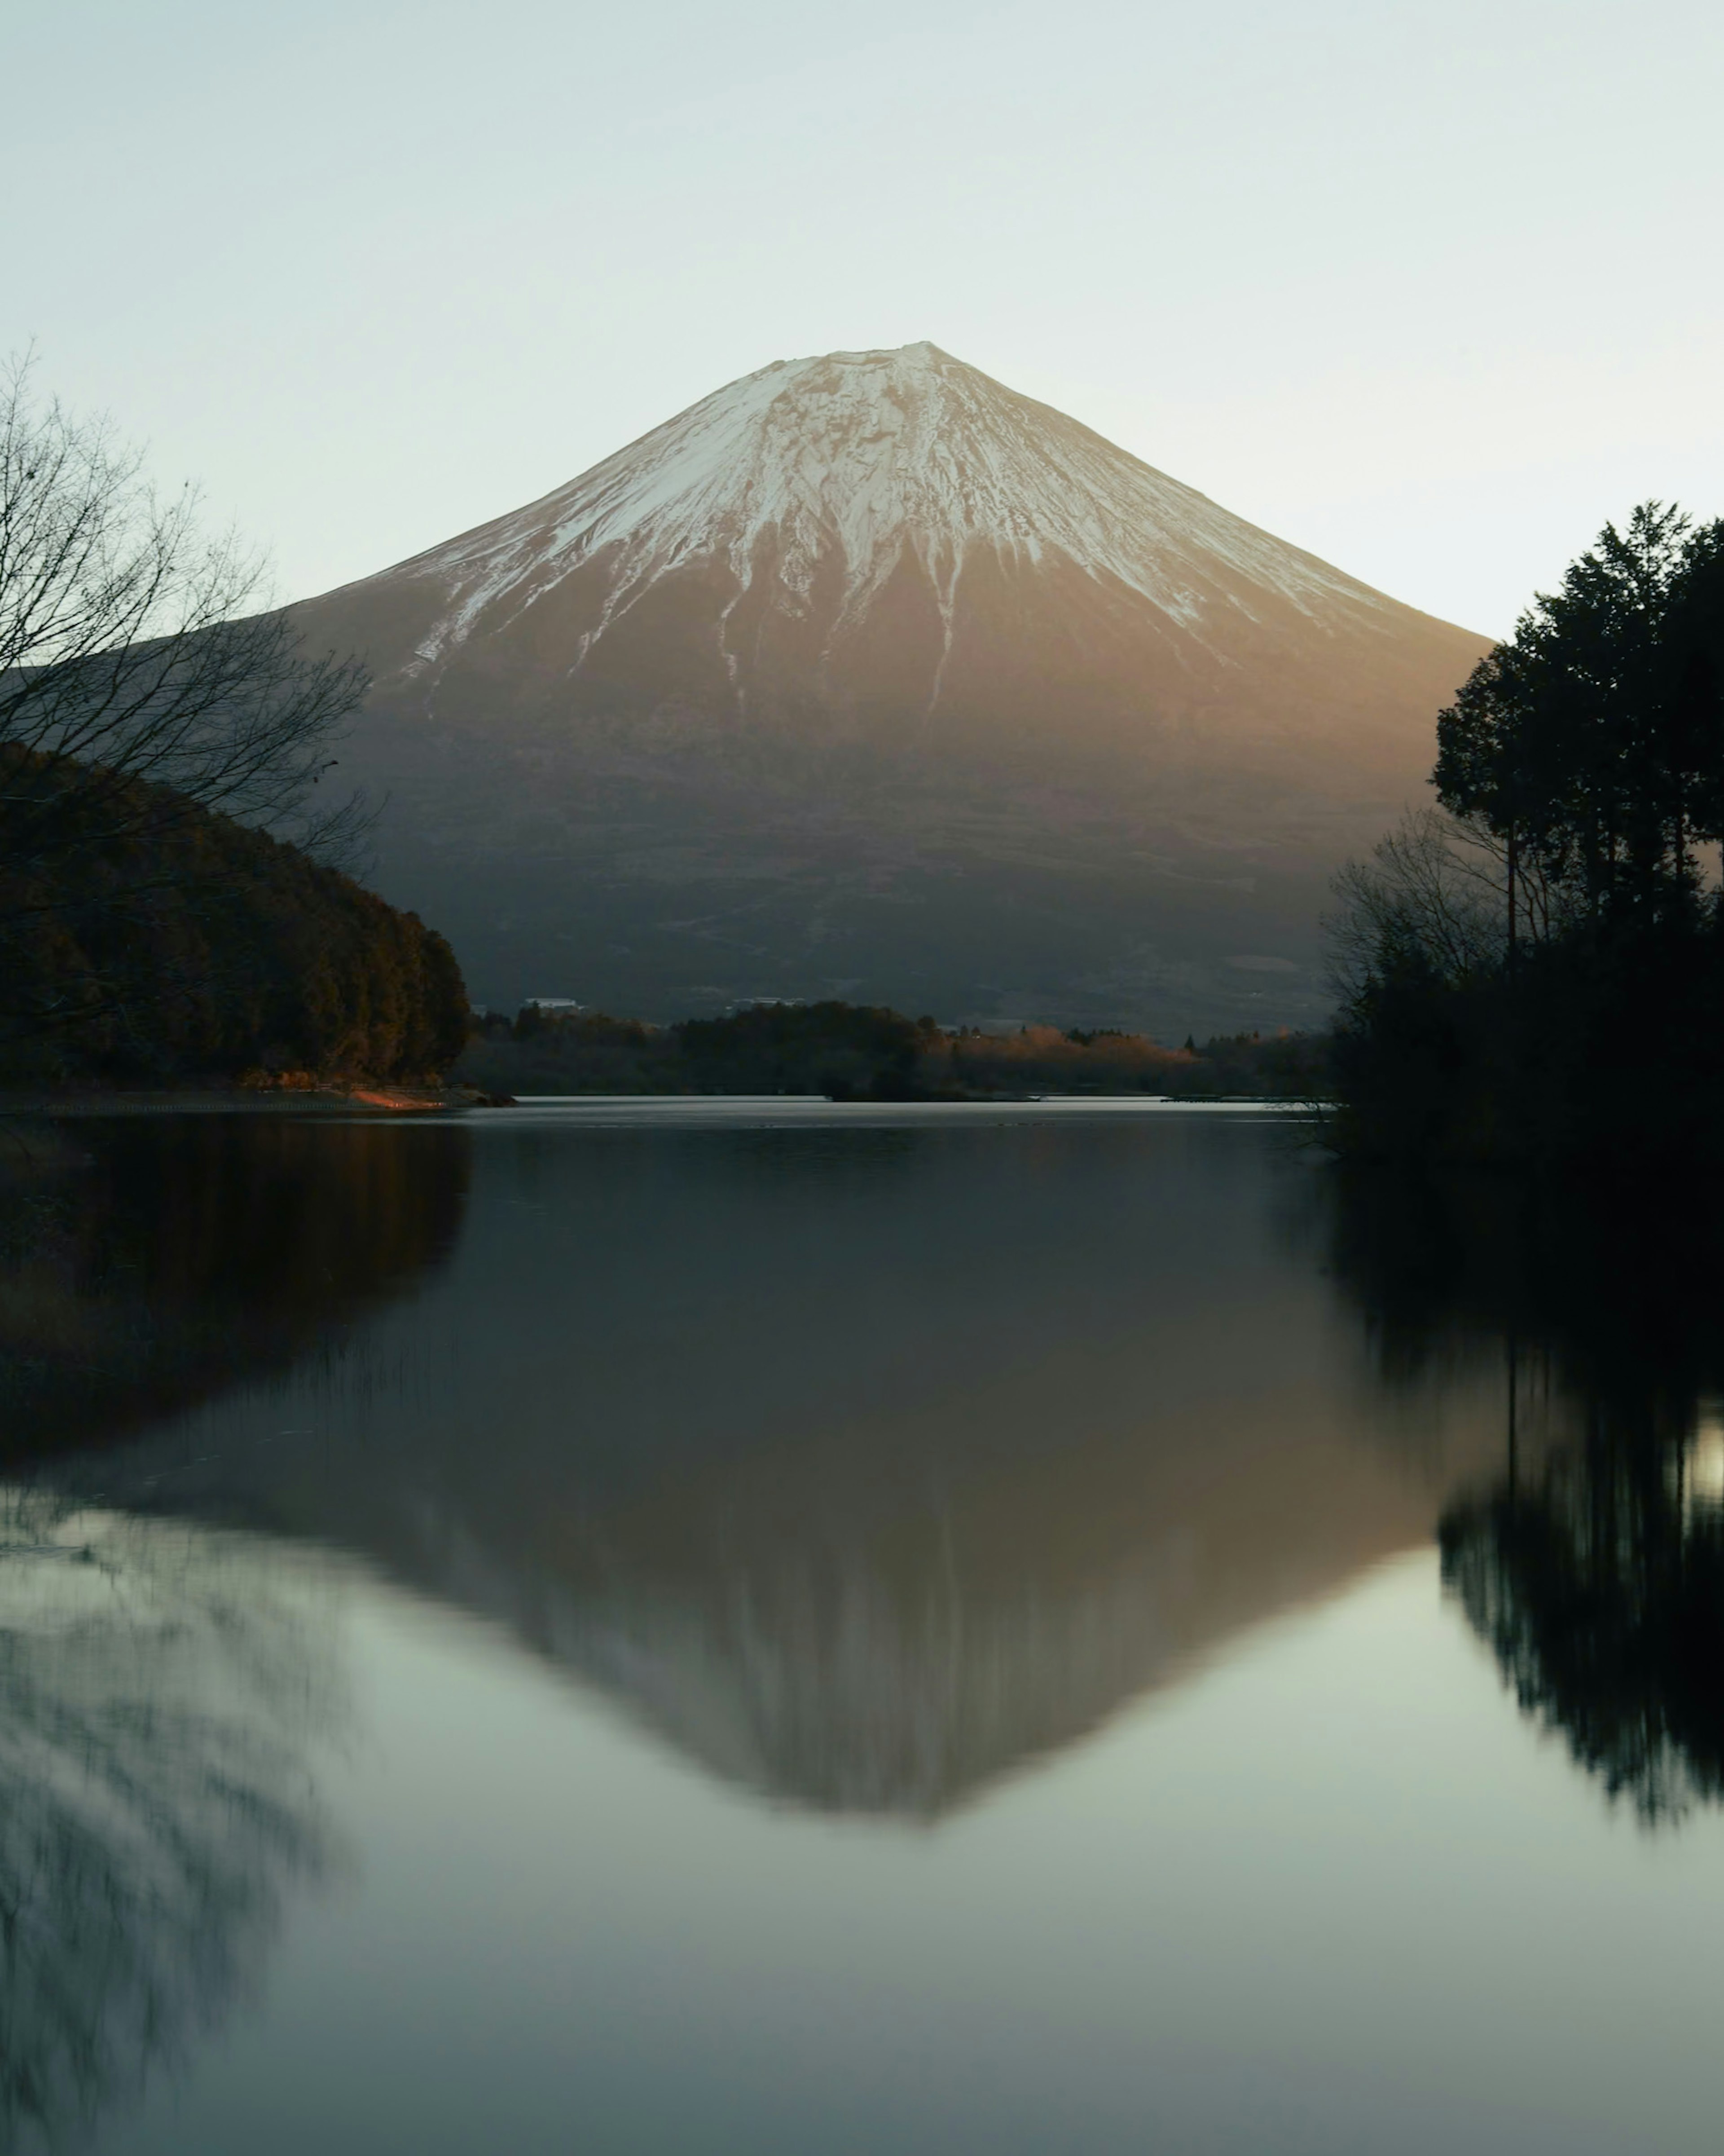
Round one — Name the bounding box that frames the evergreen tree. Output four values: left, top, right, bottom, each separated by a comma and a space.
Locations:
1331, 503, 1724, 1165
1434, 505, 1724, 936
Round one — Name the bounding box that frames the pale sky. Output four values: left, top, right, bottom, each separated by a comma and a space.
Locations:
8, 0, 1721, 638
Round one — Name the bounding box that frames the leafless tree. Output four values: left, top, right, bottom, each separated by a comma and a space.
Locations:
1325, 804, 1582, 1004
0, 353, 374, 1045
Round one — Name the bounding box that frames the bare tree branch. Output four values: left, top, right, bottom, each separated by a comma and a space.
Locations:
0, 354, 377, 1051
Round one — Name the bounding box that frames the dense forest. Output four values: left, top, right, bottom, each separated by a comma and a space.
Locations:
457, 998, 1324, 1100
0, 748, 469, 1085
1329, 503, 1724, 1166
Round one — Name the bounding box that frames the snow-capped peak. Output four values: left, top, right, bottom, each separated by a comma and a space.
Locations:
381, 342, 1386, 676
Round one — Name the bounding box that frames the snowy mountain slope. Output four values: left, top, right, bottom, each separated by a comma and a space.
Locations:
376, 340, 1388, 688
287, 343, 1490, 1028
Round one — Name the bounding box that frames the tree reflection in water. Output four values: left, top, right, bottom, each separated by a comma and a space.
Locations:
1442, 1441, 1724, 1821
1324, 1168, 1724, 1823
0, 1118, 469, 2151
33, 1118, 1487, 1828
0, 1490, 339, 2153
0, 1116, 470, 1460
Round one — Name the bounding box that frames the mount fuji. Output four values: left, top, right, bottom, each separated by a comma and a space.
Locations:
290, 342, 1488, 1030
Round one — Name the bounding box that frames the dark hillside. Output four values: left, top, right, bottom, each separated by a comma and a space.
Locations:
0, 746, 468, 1084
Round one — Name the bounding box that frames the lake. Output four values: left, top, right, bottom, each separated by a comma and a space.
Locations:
2, 1102, 1721, 2154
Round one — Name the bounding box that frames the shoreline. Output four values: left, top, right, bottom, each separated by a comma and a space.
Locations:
0, 1086, 478, 1118
0, 1086, 1320, 1119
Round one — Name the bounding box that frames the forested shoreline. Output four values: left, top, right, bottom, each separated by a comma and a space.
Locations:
1328, 504, 1724, 1168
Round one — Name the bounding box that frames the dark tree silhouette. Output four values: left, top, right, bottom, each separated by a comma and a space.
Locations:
1434, 503, 1724, 935
1329, 504, 1724, 1164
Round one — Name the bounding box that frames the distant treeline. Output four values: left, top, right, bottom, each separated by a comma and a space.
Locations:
457, 999, 1326, 1100
0, 747, 468, 1086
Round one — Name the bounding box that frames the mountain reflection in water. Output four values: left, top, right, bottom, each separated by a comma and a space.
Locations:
6, 1112, 1724, 2152
1322, 1168, 1724, 1823
22, 1114, 1517, 1821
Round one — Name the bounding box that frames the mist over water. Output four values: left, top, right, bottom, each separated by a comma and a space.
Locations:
2, 1106, 1721, 2154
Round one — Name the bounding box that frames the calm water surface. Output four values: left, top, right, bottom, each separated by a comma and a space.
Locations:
2, 1103, 1721, 2153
